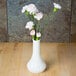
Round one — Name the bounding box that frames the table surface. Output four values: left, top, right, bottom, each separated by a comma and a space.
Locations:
0, 43, 76, 76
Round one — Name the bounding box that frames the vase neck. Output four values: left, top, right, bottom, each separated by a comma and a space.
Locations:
32, 40, 40, 57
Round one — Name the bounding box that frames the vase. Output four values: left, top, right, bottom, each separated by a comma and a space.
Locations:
27, 39, 46, 73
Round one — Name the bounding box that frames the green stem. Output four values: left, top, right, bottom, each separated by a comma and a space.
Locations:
33, 24, 36, 40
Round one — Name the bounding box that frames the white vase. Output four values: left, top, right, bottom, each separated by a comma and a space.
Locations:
27, 40, 46, 73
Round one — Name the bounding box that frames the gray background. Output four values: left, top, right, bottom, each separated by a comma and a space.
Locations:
0, 0, 76, 42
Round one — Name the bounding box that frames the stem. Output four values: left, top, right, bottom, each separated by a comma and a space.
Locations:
34, 24, 36, 40
34, 20, 39, 40
38, 21, 41, 32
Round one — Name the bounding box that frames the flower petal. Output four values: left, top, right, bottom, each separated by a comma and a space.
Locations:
34, 12, 43, 20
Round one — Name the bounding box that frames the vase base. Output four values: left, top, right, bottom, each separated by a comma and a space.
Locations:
27, 61, 46, 73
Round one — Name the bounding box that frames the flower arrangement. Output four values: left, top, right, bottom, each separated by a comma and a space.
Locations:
21, 3, 61, 41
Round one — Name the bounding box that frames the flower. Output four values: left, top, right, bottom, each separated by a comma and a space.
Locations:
26, 4, 39, 14
25, 21, 34, 30
36, 32, 41, 37
34, 12, 43, 20
30, 30, 35, 36
21, 4, 38, 14
21, 5, 28, 13
53, 3, 61, 9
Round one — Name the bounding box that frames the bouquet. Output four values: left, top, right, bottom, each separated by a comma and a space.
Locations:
21, 3, 61, 41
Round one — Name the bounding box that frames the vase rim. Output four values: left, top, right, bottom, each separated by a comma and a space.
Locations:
33, 39, 40, 42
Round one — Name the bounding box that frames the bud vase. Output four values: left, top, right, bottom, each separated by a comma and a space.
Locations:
27, 39, 46, 73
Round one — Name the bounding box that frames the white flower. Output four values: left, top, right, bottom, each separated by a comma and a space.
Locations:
30, 30, 35, 36
53, 3, 61, 9
25, 21, 34, 30
21, 5, 28, 13
34, 12, 43, 20
36, 32, 41, 37
27, 4, 38, 14
21, 4, 38, 14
